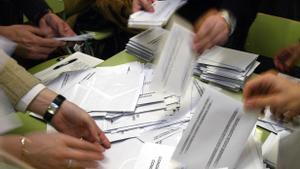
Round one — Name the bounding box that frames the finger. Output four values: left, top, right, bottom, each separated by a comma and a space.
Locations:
57, 22, 76, 37
284, 111, 298, 121
25, 25, 48, 37
70, 160, 99, 169
243, 74, 275, 100
64, 135, 105, 153
140, 0, 154, 12
35, 36, 65, 48
64, 148, 104, 161
97, 127, 111, 149
193, 23, 216, 53
244, 95, 278, 109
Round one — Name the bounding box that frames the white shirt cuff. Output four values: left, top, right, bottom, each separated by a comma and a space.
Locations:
15, 84, 46, 112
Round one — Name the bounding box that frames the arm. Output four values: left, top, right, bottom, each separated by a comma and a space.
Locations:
0, 49, 110, 147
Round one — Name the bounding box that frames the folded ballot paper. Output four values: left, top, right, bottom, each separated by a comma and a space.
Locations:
194, 46, 259, 92
126, 27, 168, 61
151, 23, 196, 95
128, 0, 187, 29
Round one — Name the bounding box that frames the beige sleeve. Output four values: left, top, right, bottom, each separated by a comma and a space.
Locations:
0, 50, 39, 107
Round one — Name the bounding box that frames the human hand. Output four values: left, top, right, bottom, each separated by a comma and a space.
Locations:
24, 133, 104, 169
193, 9, 230, 54
132, 0, 155, 13
243, 73, 300, 121
27, 89, 111, 149
51, 101, 111, 149
0, 25, 64, 59
39, 12, 76, 38
274, 43, 300, 73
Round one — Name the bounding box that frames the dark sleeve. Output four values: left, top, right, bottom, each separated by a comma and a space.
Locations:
221, 0, 261, 50
221, 0, 260, 26
10, 0, 50, 25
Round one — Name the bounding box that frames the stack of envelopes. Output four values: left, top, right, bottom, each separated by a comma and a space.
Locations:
126, 27, 168, 61
128, 0, 187, 29
194, 46, 260, 91
47, 62, 196, 142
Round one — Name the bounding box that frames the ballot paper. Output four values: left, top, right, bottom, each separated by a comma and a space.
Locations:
151, 23, 196, 95
34, 52, 103, 84
128, 0, 187, 29
235, 138, 265, 169
133, 143, 175, 169
194, 46, 259, 91
54, 33, 95, 41
126, 27, 168, 61
171, 86, 258, 169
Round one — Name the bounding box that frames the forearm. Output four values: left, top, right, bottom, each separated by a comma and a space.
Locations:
0, 50, 40, 107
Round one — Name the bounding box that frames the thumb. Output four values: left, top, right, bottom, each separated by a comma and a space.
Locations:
27, 26, 47, 37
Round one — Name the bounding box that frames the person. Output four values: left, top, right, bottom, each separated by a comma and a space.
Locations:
0, 0, 75, 61
178, 0, 260, 54
243, 72, 300, 122
0, 48, 111, 168
274, 43, 300, 73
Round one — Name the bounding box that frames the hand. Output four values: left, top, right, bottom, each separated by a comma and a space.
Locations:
274, 43, 300, 73
52, 101, 111, 149
27, 89, 111, 149
24, 133, 104, 169
0, 25, 65, 59
193, 9, 230, 54
39, 12, 76, 38
243, 72, 300, 121
132, 0, 155, 13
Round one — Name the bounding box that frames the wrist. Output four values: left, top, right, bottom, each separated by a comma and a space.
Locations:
27, 88, 57, 117
43, 94, 66, 123
219, 9, 236, 35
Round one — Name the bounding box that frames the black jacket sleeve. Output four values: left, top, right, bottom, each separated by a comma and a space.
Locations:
220, 0, 261, 50
10, 0, 50, 25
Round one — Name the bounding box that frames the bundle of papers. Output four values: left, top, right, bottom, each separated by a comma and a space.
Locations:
128, 0, 187, 29
194, 46, 259, 91
126, 27, 168, 61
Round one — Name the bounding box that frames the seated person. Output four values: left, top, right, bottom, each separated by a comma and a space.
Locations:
0, 47, 110, 168
243, 71, 300, 122
0, 0, 75, 67
274, 43, 300, 73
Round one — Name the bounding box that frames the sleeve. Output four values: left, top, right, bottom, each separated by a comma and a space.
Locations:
10, 0, 50, 25
220, 0, 260, 28
0, 50, 40, 107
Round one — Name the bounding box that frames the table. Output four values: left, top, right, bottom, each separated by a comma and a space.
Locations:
11, 50, 272, 139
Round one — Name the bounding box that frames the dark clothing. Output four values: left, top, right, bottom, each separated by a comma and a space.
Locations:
178, 0, 261, 50
0, 0, 49, 26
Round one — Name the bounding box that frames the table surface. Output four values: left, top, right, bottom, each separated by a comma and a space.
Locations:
8, 50, 271, 142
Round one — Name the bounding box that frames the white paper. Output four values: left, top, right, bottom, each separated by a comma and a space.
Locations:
54, 33, 94, 41
151, 23, 196, 95
128, 0, 186, 29
34, 52, 103, 84
171, 86, 258, 169
134, 143, 175, 169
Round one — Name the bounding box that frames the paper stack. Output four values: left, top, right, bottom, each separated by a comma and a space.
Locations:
128, 0, 187, 29
126, 27, 168, 61
194, 46, 260, 91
